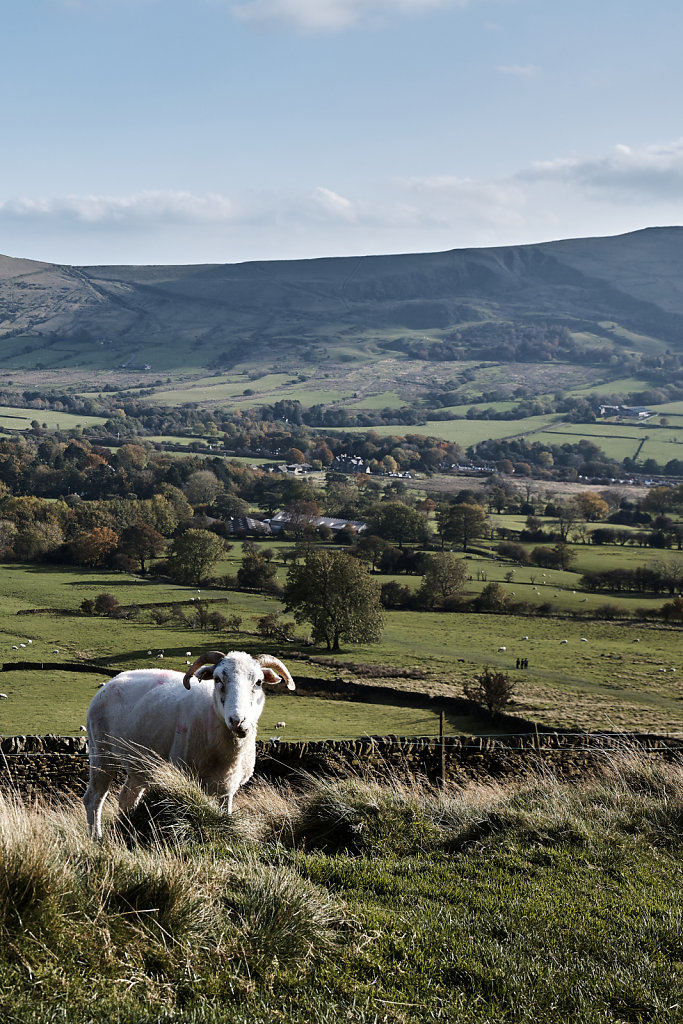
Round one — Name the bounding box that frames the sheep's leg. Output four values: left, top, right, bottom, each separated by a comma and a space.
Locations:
118, 774, 146, 816
83, 768, 112, 840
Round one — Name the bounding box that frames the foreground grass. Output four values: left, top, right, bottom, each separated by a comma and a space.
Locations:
0, 751, 681, 1023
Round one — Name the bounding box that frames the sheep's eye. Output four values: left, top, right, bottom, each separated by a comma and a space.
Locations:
253, 680, 262, 690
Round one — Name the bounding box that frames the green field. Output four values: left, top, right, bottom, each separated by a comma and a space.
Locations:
0, 405, 107, 431
567, 376, 653, 397
329, 413, 560, 445
1, 557, 682, 738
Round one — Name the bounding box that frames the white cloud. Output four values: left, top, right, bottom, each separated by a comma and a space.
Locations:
229, 0, 465, 33
522, 139, 683, 201
3, 137, 682, 266
0, 190, 235, 225
311, 186, 357, 220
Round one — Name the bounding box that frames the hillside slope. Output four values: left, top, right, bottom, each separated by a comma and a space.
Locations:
1, 226, 682, 370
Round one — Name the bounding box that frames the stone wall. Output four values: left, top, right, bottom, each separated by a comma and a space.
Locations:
1, 731, 680, 798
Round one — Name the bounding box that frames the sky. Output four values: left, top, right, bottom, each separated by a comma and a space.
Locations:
3, 0, 683, 267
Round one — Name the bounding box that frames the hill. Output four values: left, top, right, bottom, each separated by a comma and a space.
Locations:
1, 227, 683, 372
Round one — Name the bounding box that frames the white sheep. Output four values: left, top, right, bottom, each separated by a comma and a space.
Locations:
498, 646, 507, 652
275, 721, 286, 729
83, 649, 295, 839
0, 693, 7, 700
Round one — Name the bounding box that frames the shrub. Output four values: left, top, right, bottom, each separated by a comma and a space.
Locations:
463, 667, 515, 718
93, 592, 120, 616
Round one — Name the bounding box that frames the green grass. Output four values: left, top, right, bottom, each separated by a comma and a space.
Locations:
0, 405, 107, 431
146, 372, 293, 405
348, 390, 407, 410
567, 375, 653, 397
329, 413, 560, 445
2, 554, 683, 737
514, 413, 683, 466
0, 754, 681, 1023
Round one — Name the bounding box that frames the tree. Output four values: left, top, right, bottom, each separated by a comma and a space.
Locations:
463, 667, 515, 718
367, 501, 427, 549
69, 526, 118, 566
237, 550, 278, 591
571, 491, 609, 523
283, 499, 321, 540
119, 523, 165, 574
436, 502, 487, 551
167, 529, 225, 585
350, 534, 389, 572
417, 552, 467, 608
184, 470, 223, 506
284, 550, 384, 651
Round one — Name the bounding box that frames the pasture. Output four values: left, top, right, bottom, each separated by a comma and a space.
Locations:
0, 405, 107, 432
328, 413, 560, 444
1, 558, 682, 739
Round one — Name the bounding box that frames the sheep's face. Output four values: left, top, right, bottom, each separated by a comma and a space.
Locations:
212, 653, 267, 738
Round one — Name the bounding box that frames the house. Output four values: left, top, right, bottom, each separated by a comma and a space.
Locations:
227, 516, 273, 536
268, 511, 366, 535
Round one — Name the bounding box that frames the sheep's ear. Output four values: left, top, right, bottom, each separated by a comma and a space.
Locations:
261, 668, 282, 685
195, 666, 215, 681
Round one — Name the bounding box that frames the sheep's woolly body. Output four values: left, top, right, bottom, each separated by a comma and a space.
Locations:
83, 651, 294, 838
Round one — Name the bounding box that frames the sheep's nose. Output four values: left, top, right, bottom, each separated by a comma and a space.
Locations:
229, 715, 245, 730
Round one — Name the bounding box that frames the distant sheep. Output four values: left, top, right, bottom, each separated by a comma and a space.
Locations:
275, 721, 286, 729
83, 649, 295, 839
0, 694, 7, 700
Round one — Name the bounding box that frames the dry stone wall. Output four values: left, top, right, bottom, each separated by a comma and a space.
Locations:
1, 731, 680, 799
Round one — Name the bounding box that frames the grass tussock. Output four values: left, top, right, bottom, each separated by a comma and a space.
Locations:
0, 750, 681, 1023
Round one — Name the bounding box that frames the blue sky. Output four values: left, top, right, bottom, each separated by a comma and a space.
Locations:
3, 0, 683, 266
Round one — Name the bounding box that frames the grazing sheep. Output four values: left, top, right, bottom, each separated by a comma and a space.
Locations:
0, 694, 7, 700
275, 721, 286, 729
83, 649, 295, 839
498, 646, 507, 652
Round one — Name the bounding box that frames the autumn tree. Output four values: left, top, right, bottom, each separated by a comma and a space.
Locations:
118, 523, 166, 574
571, 490, 609, 523
69, 526, 119, 567
284, 550, 384, 651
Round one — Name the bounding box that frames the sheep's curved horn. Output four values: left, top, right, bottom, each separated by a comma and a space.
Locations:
183, 650, 226, 689
256, 654, 295, 690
